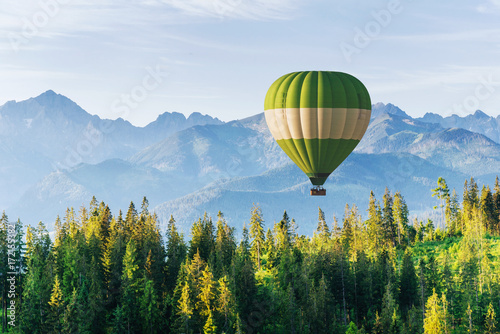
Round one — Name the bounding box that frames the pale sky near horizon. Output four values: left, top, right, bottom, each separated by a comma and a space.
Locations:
1, 0, 500, 126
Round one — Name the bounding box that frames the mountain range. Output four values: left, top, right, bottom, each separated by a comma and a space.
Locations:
1, 91, 499, 234
0, 90, 221, 211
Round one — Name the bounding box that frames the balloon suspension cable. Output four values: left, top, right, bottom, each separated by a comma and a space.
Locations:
310, 186, 326, 196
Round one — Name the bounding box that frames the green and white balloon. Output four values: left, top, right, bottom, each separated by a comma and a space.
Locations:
264, 71, 371, 187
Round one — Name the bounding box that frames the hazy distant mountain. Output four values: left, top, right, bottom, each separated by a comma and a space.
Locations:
129, 115, 288, 181
145, 111, 222, 134
0, 90, 222, 166
357, 112, 500, 176
0, 90, 221, 209
370, 102, 410, 119
153, 153, 475, 234
13, 115, 289, 227
4, 91, 500, 232
357, 112, 442, 152
418, 110, 500, 143
11, 159, 194, 225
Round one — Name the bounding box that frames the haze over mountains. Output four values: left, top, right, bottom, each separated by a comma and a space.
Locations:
0, 90, 221, 211
1, 91, 499, 233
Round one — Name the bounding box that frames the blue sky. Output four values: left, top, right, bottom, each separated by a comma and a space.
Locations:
1, 0, 500, 126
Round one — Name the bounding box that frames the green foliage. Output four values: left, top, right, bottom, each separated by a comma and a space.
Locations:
140, 279, 161, 334
20, 222, 54, 333
380, 281, 401, 334
177, 281, 193, 334
214, 212, 236, 277
165, 215, 187, 292
189, 213, 215, 262
216, 275, 236, 331
399, 250, 419, 314
12, 177, 500, 333
393, 191, 409, 246
423, 289, 446, 334
47, 275, 64, 332
249, 204, 265, 270
346, 321, 359, 334
485, 302, 498, 334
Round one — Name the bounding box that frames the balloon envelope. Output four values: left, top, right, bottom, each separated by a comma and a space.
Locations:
264, 71, 371, 186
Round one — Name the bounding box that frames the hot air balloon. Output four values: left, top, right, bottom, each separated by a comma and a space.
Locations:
264, 71, 371, 196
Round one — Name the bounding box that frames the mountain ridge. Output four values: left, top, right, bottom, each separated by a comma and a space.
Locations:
2, 91, 500, 231
0, 90, 223, 209
417, 109, 500, 143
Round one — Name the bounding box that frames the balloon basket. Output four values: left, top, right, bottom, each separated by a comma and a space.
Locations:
310, 186, 326, 196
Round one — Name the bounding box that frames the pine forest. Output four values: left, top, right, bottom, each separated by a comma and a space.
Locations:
2, 176, 500, 334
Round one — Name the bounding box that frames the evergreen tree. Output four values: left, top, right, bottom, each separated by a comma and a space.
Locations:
136, 209, 165, 294
140, 278, 161, 334
232, 235, 257, 332
382, 187, 396, 247
341, 204, 354, 250
197, 266, 217, 333
240, 224, 251, 253
216, 275, 235, 331
264, 228, 276, 269
235, 314, 244, 334
423, 289, 447, 334
463, 178, 480, 226
367, 191, 384, 256
447, 189, 462, 236
124, 201, 138, 237
372, 311, 383, 334
485, 302, 497, 334
165, 215, 187, 292
424, 219, 435, 241
249, 204, 265, 270
417, 258, 426, 322
140, 196, 149, 216
86, 254, 106, 333
380, 281, 401, 333
275, 211, 293, 252
189, 213, 215, 262
62, 289, 79, 334
405, 305, 423, 334
432, 177, 450, 228
176, 250, 208, 331
314, 274, 332, 333
346, 321, 359, 334
493, 176, 500, 233
203, 311, 217, 334
469, 177, 480, 207
284, 283, 299, 334
177, 281, 193, 334
316, 207, 330, 240
54, 215, 66, 249
103, 215, 126, 312
214, 212, 236, 277
399, 250, 419, 314
122, 238, 140, 284
424, 254, 442, 297
198, 266, 216, 316
48, 275, 64, 333
20, 222, 53, 333
332, 214, 342, 239
465, 303, 474, 334
121, 238, 141, 333
110, 306, 127, 334
76, 280, 93, 333
85, 201, 111, 247
393, 191, 409, 246
481, 186, 496, 233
